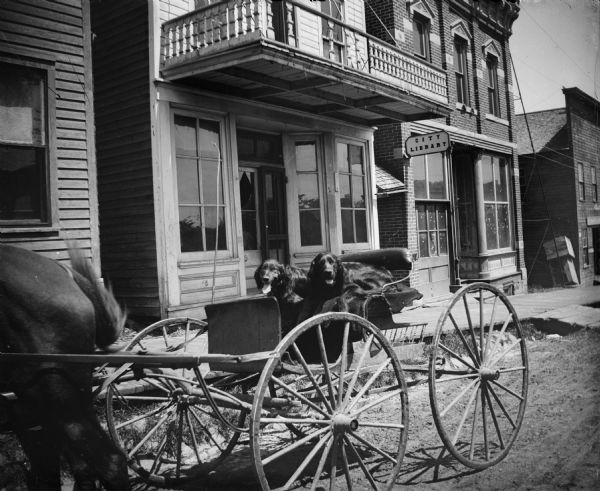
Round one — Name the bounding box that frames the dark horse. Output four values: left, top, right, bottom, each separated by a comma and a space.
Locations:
0, 245, 129, 490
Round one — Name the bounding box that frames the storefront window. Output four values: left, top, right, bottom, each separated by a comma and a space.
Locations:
338, 142, 367, 244
175, 115, 227, 253
296, 141, 323, 246
413, 153, 447, 200
482, 154, 510, 250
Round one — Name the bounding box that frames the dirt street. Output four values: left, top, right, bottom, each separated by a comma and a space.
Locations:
1, 327, 599, 490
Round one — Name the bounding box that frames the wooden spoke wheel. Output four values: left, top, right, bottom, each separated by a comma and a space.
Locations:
429, 283, 529, 469
251, 312, 408, 490
104, 318, 248, 486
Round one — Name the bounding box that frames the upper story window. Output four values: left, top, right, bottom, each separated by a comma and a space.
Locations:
454, 36, 470, 106
592, 167, 598, 202
175, 114, 228, 254
413, 14, 431, 61
321, 0, 344, 63
337, 142, 368, 244
414, 152, 447, 200
482, 154, 511, 250
578, 162, 585, 201
0, 60, 51, 225
486, 55, 501, 117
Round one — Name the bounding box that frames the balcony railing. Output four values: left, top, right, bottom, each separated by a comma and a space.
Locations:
161, 0, 448, 103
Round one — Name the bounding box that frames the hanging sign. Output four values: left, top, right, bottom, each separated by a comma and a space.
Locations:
405, 131, 450, 157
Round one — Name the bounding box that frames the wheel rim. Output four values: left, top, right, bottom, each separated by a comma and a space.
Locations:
251, 312, 408, 490
429, 283, 529, 469
104, 318, 247, 485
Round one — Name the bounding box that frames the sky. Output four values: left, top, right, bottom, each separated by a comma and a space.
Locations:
510, 0, 600, 114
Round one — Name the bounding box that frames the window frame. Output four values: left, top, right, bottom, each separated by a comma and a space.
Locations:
578, 162, 585, 201
412, 152, 449, 201
412, 13, 431, 62
171, 109, 233, 260
0, 54, 57, 229
486, 54, 501, 118
321, 0, 345, 64
591, 166, 597, 203
454, 36, 470, 106
582, 228, 590, 268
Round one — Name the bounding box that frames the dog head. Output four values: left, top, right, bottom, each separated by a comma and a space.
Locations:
307, 253, 345, 293
254, 259, 285, 295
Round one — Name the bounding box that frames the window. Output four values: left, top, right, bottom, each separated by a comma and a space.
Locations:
321, 0, 344, 63
592, 167, 597, 202
175, 115, 227, 253
454, 36, 469, 105
337, 142, 368, 244
296, 141, 324, 246
0, 60, 50, 224
582, 229, 589, 267
413, 14, 430, 61
486, 55, 501, 117
578, 163, 585, 201
482, 154, 511, 250
239, 169, 259, 250
417, 203, 448, 258
413, 152, 447, 200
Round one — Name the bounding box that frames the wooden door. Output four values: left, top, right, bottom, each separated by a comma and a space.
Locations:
416, 202, 451, 299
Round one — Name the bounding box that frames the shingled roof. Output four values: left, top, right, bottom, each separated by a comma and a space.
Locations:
514, 108, 567, 155
375, 165, 405, 195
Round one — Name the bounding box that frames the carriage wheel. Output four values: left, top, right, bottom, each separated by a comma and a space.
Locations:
104, 318, 248, 486
429, 283, 528, 469
251, 312, 408, 490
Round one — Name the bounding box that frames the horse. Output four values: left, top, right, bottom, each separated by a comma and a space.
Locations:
0, 244, 130, 490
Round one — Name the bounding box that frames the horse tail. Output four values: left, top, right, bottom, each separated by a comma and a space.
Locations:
68, 246, 127, 350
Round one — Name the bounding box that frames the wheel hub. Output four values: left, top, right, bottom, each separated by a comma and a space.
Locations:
479, 366, 500, 381
332, 413, 359, 433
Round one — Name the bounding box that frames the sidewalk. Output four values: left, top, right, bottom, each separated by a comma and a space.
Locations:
393, 284, 600, 336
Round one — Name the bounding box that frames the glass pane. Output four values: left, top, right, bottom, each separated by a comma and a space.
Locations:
176, 158, 199, 204
496, 158, 508, 201
204, 206, 227, 250
349, 144, 363, 174
179, 206, 203, 252
201, 160, 223, 205
437, 207, 447, 229
336, 142, 349, 172
352, 176, 365, 207
241, 211, 258, 250
419, 232, 429, 258
427, 205, 437, 230
355, 210, 367, 243
298, 174, 320, 209
174, 116, 196, 155
498, 204, 510, 248
439, 231, 448, 254
417, 204, 427, 230
198, 119, 220, 159
413, 155, 427, 199
341, 209, 354, 243
482, 154, 494, 201
485, 203, 498, 250
300, 210, 322, 246
340, 174, 351, 207
296, 142, 317, 172
429, 231, 438, 256
0, 63, 45, 145
0, 146, 46, 220
414, 18, 424, 55
239, 171, 256, 211
428, 153, 446, 199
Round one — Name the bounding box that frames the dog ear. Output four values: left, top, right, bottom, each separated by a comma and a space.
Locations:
307, 253, 322, 284
254, 264, 263, 289
333, 254, 344, 287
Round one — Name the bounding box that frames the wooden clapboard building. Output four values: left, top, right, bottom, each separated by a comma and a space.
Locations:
372, 0, 526, 299
0, 1, 100, 269
90, 0, 450, 321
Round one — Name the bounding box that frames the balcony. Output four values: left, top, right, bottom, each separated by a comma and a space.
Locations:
161, 0, 450, 126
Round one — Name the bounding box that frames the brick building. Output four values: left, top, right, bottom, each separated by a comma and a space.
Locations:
369, 0, 525, 299
515, 87, 600, 287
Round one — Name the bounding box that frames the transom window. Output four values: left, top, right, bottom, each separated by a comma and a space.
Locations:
454, 36, 469, 105
482, 154, 510, 250
413, 153, 447, 200
337, 142, 368, 244
0, 61, 49, 224
486, 55, 501, 117
413, 14, 431, 61
175, 115, 227, 253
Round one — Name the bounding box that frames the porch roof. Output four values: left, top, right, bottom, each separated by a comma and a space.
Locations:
375, 165, 405, 195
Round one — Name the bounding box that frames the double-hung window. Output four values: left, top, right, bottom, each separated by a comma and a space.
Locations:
337, 142, 368, 244
413, 14, 430, 62
592, 167, 598, 202
482, 154, 511, 250
486, 55, 501, 117
578, 163, 585, 201
454, 36, 469, 105
321, 0, 345, 63
175, 114, 228, 254
0, 60, 52, 225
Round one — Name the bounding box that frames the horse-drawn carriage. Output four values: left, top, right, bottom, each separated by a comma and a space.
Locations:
0, 245, 528, 490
